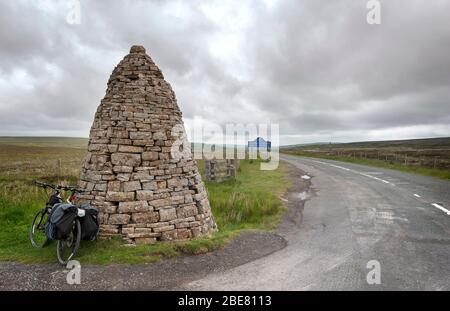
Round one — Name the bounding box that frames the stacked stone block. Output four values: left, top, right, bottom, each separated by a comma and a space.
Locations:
78, 45, 216, 244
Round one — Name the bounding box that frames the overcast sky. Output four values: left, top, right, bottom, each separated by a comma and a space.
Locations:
0, 0, 449, 145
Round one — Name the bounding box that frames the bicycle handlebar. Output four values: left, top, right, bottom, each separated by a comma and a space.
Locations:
58, 185, 84, 193
33, 181, 84, 193
33, 180, 57, 190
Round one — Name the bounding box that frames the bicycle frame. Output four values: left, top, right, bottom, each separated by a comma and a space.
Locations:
31, 180, 89, 263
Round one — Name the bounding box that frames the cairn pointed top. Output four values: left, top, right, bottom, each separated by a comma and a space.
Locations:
130, 45, 146, 54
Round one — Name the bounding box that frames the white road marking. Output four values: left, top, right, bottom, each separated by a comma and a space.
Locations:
414, 194, 421, 198
312, 160, 329, 165
328, 164, 351, 171
309, 159, 396, 186
431, 203, 450, 216
358, 172, 392, 184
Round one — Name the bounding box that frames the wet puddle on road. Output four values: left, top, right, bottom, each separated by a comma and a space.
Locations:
297, 191, 308, 201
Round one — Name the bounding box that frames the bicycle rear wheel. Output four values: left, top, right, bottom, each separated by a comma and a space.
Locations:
29, 209, 50, 248
56, 218, 81, 264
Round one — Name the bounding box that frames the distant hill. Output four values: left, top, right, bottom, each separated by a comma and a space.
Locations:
2, 136, 449, 152
281, 137, 450, 150
282, 142, 332, 148
0, 137, 88, 149
0, 137, 245, 151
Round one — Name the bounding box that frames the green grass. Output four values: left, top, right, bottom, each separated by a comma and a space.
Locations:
283, 151, 450, 180
206, 160, 289, 231
0, 139, 290, 264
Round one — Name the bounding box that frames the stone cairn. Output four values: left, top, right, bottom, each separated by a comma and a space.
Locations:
78, 45, 217, 244
205, 159, 240, 183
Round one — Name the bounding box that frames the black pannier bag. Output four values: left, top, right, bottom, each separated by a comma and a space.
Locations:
45, 203, 78, 240
79, 205, 99, 241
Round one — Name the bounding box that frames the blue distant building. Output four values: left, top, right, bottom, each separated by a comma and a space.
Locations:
248, 137, 271, 152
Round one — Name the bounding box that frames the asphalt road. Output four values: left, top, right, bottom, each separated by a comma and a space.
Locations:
184, 154, 450, 290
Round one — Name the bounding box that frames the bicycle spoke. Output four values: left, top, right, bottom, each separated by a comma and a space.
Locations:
30, 210, 49, 248
57, 219, 81, 264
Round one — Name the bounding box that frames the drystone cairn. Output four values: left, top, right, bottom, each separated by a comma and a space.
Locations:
78, 45, 216, 244
205, 159, 240, 183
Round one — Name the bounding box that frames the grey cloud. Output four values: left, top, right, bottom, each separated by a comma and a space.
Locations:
0, 0, 449, 144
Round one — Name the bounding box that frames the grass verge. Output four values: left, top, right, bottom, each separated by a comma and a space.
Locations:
282, 151, 450, 180
0, 159, 290, 264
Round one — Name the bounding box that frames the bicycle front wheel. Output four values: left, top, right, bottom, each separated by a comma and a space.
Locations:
56, 218, 81, 265
29, 209, 50, 248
